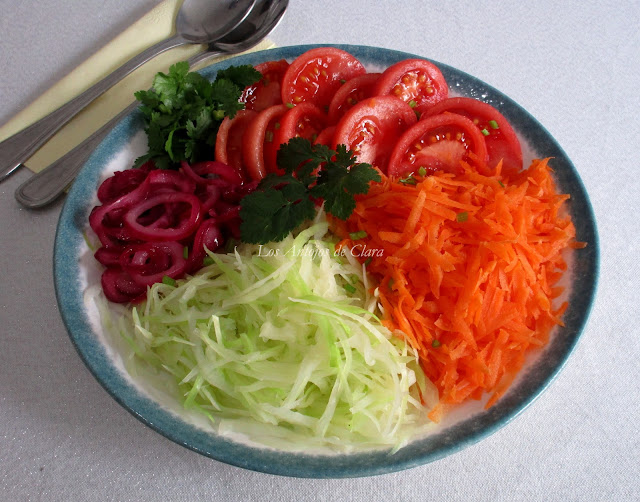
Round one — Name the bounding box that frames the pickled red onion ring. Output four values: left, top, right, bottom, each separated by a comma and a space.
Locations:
120, 241, 188, 287
122, 193, 202, 242
101, 268, 147, 303
91, 160, 253, 303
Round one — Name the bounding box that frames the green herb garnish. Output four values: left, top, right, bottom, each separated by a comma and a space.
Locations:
162, 276, 177, 287
343, 283, 357, 294
399, 174, 417, 185
133, 61, 261, 169
349, 230, 368, 240
456, 211, 469, 222
488, 119, 499, 129
239, 138, 380, 244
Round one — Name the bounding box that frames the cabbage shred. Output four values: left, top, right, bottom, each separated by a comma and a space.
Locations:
108, 217, 435, 451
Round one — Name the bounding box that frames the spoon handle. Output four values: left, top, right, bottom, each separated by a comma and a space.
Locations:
0, 33, 187, 183
15, 48, 223, 209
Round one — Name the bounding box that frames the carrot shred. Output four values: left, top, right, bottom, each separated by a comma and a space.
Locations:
330, 158, 583, 416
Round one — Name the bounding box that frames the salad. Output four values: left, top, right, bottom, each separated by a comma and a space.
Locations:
86, 47, 583, 451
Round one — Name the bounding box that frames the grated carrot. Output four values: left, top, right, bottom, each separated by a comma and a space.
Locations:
331, 158, 583, 420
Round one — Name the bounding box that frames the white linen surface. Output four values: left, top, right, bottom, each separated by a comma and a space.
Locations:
1, 1, 638, 500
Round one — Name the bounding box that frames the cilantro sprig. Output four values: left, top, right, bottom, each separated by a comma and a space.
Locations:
133, 61, 261, 169
240, 138, 381, 244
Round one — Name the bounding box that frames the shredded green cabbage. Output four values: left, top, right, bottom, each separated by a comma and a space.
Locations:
103, 215, 436, 452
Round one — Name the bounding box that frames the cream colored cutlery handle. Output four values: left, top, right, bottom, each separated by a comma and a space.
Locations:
0, 34, 186, 183
14, 48, 225, 209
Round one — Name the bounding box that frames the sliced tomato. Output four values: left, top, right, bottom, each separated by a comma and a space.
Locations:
332, 96, 417, 173
421, 97, 523, 174
327, 73, 381, 123
274, 102, 329, 150
281, 47, 366, 108
242, 104, 289, 180
214, 109, 257, 180
372, 59, 448, 114
240, 59, 289, 112
314, 126, 336, 147
387, 113, 489, 177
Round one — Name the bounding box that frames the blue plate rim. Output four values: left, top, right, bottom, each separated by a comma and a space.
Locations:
53, 44, 600, 478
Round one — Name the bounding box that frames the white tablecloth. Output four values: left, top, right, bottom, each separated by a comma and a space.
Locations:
1, 1, 638, 500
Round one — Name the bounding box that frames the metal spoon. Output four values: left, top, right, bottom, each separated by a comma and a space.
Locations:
0, 0, 257, 182
15, 0, 287, 209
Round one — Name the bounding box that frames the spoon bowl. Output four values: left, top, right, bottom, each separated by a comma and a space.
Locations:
214, 0, 288, 50
177, 0, 257, 43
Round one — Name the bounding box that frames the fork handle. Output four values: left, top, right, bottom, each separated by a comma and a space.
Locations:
0, 33, 186, 182
14, 102, 139, 208
14, 48, 224, 209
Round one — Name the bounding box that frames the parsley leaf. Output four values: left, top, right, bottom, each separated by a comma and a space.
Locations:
133, 62, 261, 169
240, 139, 380, 244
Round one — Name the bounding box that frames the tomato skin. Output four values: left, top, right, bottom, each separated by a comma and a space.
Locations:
327, 73, 381, 123
214, 110, 257, 179
242, 104, 289, 181
275, 102, 329, 149
373, 59, 448, 114
314, 126, 336, 147
387, 112, 489, 177
281, 47, 366, 108
332, 96, 418, 173
421, 97, 523, 174
241, 59, 289, 112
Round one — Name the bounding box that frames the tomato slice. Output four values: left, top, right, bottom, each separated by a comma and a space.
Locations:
274, 102, 329, 149
327, 73, 381, 123
242, 104, 289, 180
387, 113, 489, 177
421, 97, 523, 174
240, 59, 289, 112
280, 47, 366, 108
214, 109, 257, 179
333, 96, 418, 173
372, 59, 448, 114
314, 126, 336, 147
